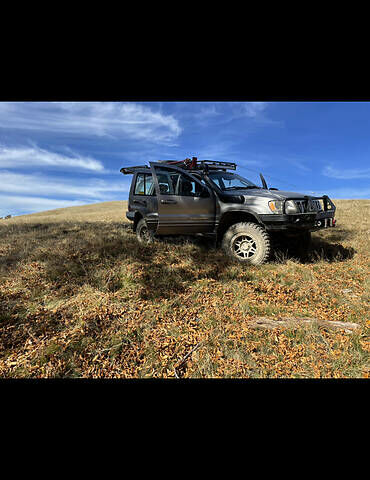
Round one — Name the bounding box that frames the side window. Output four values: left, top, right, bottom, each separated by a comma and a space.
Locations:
156, 171, 175, 195
155, 167, 209, 197
134, 174, 145, 195
145, 175, 156, 196
134, 173, 156, 196
177, 174, 205, 196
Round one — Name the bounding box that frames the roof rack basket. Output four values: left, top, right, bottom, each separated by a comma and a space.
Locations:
157, 158, 237, 171
197, 160, 236, 171
120, 157, 237, 174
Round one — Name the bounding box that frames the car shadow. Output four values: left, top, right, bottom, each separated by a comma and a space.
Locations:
270, 232, 356, 264
0, 222, 226, 303
0, 221, 358, 349
0, 221, 356, 306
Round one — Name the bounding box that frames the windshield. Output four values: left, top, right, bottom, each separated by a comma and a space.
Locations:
208, 172, 259, 191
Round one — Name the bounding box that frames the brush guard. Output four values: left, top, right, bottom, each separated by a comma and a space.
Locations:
283, 195, 336, 215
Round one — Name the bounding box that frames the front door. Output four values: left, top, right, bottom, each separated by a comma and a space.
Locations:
150, 162, 215, 235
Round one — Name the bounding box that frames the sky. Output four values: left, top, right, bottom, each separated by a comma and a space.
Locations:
0, 101, 369, 217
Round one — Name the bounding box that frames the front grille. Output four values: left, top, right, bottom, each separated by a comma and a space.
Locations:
295, 200, 306, 213
293, 199, 323, 213
311, 199, 323, 212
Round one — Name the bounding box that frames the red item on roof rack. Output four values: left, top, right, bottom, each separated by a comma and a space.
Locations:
158, 157, 198, 168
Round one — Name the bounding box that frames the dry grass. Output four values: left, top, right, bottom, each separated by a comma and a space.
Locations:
3, 201, 128, 224
0, 199, 369, 378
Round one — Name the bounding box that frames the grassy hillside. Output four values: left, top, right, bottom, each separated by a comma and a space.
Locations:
3, 201, 128, 224
0, 200, 369, 378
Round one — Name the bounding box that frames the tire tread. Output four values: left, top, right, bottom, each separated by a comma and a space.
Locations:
222, 222, 271, 265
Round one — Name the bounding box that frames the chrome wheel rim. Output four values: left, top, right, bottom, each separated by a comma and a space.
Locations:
233, 234, 257, 259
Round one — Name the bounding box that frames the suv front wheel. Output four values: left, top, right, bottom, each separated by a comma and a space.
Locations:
222, 222, 271, 265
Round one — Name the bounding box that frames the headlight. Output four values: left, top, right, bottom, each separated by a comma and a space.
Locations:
285, 200, 298, 214
268, 200, 284, 214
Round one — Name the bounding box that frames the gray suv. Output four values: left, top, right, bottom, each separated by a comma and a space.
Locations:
121, 157, 336, 265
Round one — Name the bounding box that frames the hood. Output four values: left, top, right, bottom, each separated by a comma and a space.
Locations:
222, 189, 309, 200
260, 189, 309, 200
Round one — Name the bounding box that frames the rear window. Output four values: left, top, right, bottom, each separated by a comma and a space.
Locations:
134, 174, 156, 195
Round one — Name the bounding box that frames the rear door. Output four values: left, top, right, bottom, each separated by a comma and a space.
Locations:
130, 171, 158, 231
150, 162, 215, 234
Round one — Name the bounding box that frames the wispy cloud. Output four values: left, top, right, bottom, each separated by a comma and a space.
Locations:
230, 102, 269, 118
282, 157, 311, 172
0, 102, 182, 143
196, 141, 242, 160
0, 195, 89, 217
323, 165, 370, 179
0, 171, 130, 199
0, 144, 104, 171
174, 102, 278, 129
192, 104, 222, 121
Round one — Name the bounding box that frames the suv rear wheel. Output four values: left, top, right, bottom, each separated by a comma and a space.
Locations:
222, 222, 271, 265
136, 219, 155, 244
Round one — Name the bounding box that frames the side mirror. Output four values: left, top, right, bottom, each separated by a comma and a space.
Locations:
159, 183, 169, 194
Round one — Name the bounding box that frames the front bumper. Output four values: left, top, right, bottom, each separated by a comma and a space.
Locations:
260, 211, 336, 231
126, 211, 135, 221
260, 195, 336, 232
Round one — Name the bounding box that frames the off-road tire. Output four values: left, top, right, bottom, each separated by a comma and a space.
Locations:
222, 222, 271, 265
136, 219, 155, 245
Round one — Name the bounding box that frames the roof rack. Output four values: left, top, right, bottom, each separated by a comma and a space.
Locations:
120, 157, 237, 174
198, 160, 236, 171
157, 158, 236, 171
120, 165, 149, 174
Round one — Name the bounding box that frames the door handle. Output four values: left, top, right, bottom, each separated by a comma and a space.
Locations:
161, 199, 177, 204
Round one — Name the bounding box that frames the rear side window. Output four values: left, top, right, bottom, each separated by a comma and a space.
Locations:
134, 174, 156, 196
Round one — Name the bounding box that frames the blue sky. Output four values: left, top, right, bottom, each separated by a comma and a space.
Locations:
0, 101, 369, 217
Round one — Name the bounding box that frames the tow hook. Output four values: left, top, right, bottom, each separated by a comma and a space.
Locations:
315, 218, 335, 228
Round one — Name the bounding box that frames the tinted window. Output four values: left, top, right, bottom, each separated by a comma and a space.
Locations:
156, 172, 175, 195
156, 168, 208, 197
177, 175, 205, 196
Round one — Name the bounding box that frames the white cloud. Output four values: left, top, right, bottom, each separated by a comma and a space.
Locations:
323, 165, 370, 180
0, 195, 89, 217
238, 102, 269, 118
185, 102, 270, 124
0, 145, 104, 171
192, 104, 222, 120
0, 102, 182, 143
0, 171, 130, 199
